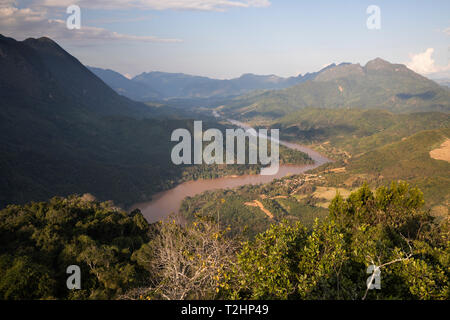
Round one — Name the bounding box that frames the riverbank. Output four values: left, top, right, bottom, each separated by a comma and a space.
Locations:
132, 119, 332, 223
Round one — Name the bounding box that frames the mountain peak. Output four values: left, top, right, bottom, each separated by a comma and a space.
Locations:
23, 36, 58, 46
0, 34, 151, 117
364, 58, 418, 77
368, 57, 389, 64
314, 62, 364, 81
365, 57, 395, 70
22, 36, 68, 58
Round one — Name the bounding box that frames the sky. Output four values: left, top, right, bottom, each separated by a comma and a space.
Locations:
1, 0, 449, 79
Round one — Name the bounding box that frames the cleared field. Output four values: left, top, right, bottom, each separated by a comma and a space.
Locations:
313, 187, 352, 200
430, 139, 450, 163
313, 187, 353, 208
430, 205, 449, 221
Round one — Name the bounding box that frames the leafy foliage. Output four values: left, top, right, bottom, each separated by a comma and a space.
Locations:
222, 182, 449, 300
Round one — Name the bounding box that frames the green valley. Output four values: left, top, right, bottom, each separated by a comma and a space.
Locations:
0, 31, 449, 302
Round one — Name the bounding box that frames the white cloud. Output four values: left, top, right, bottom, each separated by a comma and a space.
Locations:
407, 48, 438, 74
2, 0, 270, 44
36, 0, 271, 11
444, 27, 450, 36
53, 20, 182, 43
406, 48, 450, 76
0, 3, 181, 44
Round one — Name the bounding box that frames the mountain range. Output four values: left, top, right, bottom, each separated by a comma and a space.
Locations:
1, 33, 449, 209
88, 64, 340, 101
89, 60, 450, 117
87, 66, 162, 102
220, 58, 450, 119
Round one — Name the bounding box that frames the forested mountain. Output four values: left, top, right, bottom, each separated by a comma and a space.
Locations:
0, 35, 153, 118
275, 108, 450, 156
0, 34, 185, 207
220, 58, 450, 119
1, 35, 246, 207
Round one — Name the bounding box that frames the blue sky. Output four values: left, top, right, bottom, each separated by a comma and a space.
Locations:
2, 0, 449, 79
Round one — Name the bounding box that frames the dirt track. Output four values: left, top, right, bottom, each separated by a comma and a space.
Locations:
244, 200, 274, 219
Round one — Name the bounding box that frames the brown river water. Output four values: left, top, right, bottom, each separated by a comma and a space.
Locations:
132, 119, 331, 223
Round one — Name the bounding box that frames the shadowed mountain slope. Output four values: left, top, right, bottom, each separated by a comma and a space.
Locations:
0, 35, 184, 207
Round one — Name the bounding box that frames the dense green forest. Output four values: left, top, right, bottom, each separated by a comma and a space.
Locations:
0, 195, 151, 299
0, 182, 447, 300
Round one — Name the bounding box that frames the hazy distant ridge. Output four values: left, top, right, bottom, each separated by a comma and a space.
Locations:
89, 65, 341, 101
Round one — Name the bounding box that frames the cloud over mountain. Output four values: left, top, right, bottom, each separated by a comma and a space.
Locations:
0, 1, 182, 44
406, 48, 450, 77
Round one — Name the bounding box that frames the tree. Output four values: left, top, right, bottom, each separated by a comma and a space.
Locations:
128, 215, 237, 300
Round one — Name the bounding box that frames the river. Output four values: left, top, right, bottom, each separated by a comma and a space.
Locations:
132, 117, 331, 223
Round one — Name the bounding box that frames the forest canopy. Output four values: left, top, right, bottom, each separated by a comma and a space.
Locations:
0, 182, 448, 300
